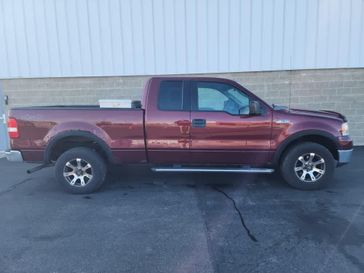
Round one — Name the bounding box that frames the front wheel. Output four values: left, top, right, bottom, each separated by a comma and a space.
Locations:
280, 142, 336, 190
55, 147, 107, 194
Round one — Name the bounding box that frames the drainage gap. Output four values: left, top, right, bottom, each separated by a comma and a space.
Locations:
0, 178, 33, 196
211, 186, 258, 242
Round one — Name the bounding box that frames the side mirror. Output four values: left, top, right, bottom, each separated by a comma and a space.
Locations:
249, 101, 261, 116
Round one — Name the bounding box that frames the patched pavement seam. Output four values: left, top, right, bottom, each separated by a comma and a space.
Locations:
192, 185, 219, 273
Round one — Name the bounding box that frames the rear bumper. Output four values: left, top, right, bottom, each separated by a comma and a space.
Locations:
337, 149, 353, 166
5, 150, 24, 162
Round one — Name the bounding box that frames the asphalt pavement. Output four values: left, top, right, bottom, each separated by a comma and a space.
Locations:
0, 148, 363, 273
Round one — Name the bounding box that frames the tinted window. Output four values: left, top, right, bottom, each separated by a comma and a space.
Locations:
158, 81, 184, 111
194, 82, 249, 115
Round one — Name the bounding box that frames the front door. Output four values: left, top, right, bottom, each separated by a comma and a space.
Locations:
189, 80, 272, 165
0, 83, 9, 151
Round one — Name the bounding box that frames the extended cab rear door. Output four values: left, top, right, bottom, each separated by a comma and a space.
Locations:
144, 79, 191, 164
189, 80, 272, 165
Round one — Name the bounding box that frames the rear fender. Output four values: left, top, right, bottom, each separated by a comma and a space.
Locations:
44, 122, 113, 163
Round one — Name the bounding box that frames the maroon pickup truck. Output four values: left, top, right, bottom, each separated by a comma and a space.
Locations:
5, 77, 353, 193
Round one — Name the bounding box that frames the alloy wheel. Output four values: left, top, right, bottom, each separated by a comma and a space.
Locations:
63, 158, 93, 187
294, 153, 325, 183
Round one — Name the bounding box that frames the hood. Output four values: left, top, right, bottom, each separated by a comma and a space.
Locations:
274, 106, 346, 122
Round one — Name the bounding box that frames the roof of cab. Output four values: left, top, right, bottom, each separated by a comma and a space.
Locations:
148, 76, 237, 83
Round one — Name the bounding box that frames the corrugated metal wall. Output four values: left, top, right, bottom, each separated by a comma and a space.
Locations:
0, 0, 363, 79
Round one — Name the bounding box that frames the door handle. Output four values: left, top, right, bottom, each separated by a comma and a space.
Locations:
192, 119, 206, 128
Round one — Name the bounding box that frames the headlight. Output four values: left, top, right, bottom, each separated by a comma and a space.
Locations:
340, 122, 349, 136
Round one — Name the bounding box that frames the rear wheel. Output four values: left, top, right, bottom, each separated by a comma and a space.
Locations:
55, 147, 107, 194
280, 142, 335, 190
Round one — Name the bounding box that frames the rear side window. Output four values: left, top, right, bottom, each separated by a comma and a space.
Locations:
158, 81, 184, 111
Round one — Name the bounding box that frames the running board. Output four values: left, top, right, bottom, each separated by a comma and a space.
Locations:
151, 167, 274, 174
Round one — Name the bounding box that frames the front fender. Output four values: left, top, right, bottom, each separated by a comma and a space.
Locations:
273, 129, 339, 165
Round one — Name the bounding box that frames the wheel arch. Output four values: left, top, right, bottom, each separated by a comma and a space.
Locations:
274, 130, 339, 166
44, 130, 113, 164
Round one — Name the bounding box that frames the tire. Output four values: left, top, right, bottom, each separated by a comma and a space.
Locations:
55, 147, 107, 194
280, 142, 336, 190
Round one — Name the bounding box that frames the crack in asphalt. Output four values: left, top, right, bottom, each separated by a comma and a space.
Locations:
0, 178, 33, 196
211, 186, 258, 243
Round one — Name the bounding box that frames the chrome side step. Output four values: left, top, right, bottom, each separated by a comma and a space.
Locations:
151, 167, 274, 174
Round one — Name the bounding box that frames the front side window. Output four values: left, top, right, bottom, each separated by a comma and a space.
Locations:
158, 81, 184, 111
193, 82, 250, 115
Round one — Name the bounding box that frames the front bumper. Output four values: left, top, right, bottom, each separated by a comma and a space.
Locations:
337, 149, 353, 166
5, 150, 24, 162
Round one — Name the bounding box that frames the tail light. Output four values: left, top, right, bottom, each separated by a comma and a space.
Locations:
7, 118, 19, 139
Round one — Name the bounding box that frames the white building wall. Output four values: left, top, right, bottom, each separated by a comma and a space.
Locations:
0, 0, 363, 79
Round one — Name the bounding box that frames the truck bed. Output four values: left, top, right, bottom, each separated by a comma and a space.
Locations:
9, 106, 147, 163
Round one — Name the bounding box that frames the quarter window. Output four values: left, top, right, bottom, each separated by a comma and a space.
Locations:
158, 81, 184, 111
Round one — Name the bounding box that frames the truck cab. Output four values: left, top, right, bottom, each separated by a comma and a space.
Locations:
143, 77, 273, 166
